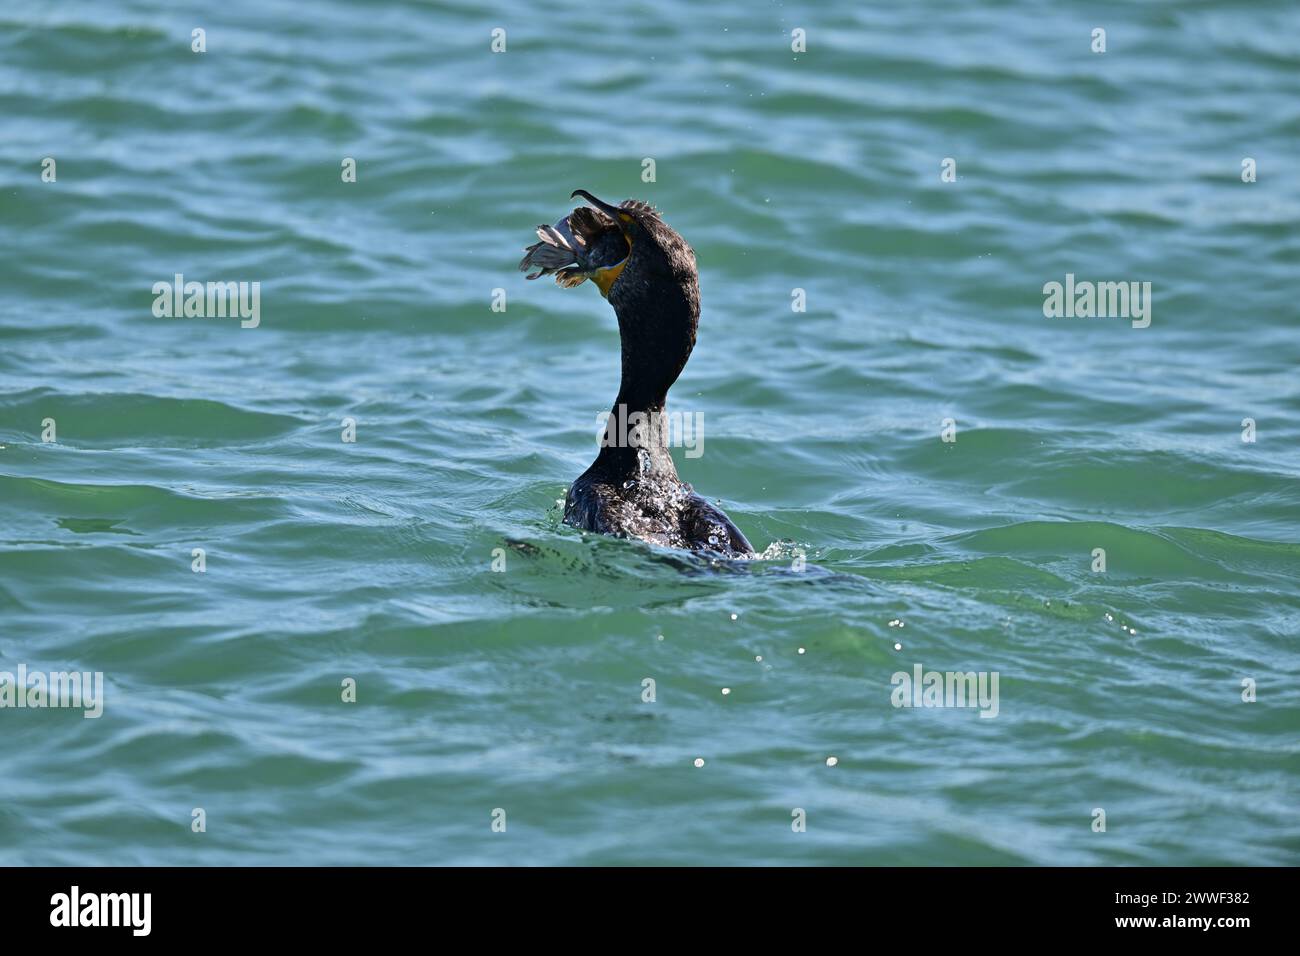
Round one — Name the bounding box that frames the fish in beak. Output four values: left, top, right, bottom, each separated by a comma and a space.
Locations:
518, 192, 634, 295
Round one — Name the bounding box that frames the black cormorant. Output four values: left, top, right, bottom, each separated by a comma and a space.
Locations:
519, 190, 755, 557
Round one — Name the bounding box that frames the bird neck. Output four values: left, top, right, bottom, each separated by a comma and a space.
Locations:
592, 292, 696, 477
594, 402, 677, 478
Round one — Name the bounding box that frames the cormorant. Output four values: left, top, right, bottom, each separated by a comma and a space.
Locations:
519, 189, 755, 557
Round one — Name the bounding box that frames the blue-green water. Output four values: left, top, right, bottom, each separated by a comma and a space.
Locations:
1, 0, 1297, 865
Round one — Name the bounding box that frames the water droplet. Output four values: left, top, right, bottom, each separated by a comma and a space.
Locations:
693, 758, 705, 768
894, 642, 902, 651
826, 756, 839, 767
721, 688, 731, 696
797, 647, 806, 655
729, 613, 738, 621
754, 655, 762, 662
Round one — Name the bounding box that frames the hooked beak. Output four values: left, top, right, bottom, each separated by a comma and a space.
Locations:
571, 189, 631, 229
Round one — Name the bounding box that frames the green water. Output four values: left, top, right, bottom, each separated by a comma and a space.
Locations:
1, 0, 1297, 865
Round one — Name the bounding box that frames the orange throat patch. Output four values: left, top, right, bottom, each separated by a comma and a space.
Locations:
591, 258, 627, 298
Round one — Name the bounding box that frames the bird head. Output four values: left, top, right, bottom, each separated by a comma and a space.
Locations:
568, 190, 697, 300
